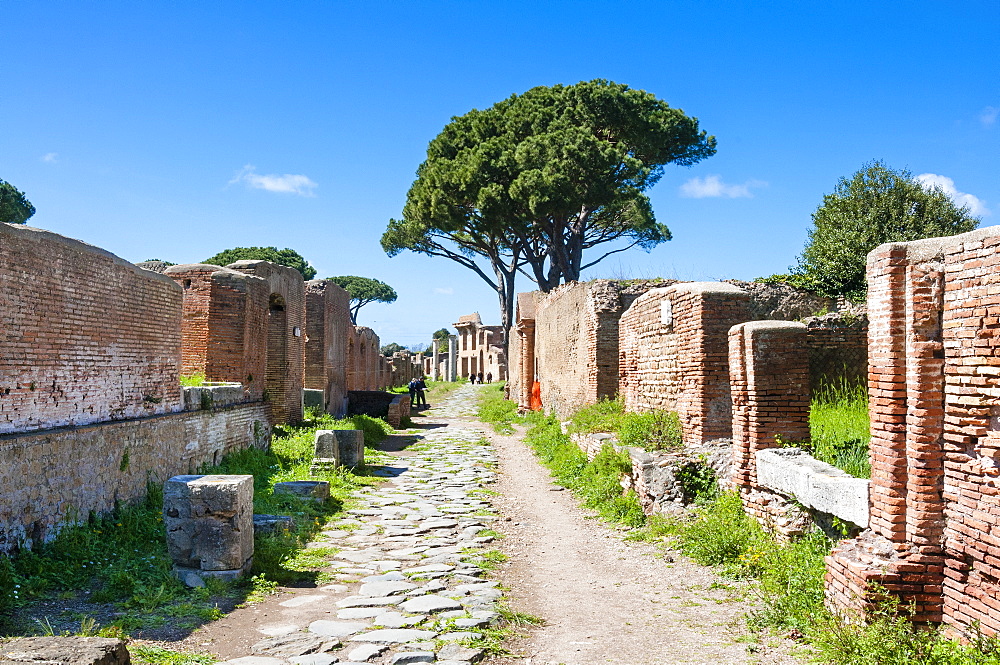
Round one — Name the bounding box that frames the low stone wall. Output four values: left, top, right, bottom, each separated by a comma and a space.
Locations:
570, 432, 732, 516
756, 448, 869, 528
346, 391, 409, 429
0, 402, 270, 552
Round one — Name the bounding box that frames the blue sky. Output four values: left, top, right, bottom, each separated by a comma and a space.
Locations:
2, 1, 998, 348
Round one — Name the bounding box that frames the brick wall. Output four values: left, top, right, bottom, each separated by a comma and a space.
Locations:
164, 265, 269, 401
825, 227, 1000, 634
619, 282, 751, 443
227, 261, 306, 424
0, 223, 183, 434
533, 280, 628, 419
0, 402, 270, 552
729, 321, 813, 535
304, 280, 350, 414
804, 313, 869, 392
346, 326, 381, 391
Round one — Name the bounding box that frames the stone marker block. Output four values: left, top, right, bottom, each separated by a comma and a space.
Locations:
274, 480, 330, 502
1, 637, 130, 665
253, 514, 295, 535
164, 474, 254, 584
312, 429, 364, 472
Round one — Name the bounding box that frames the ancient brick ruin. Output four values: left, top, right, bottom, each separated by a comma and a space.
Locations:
453, 312, 506, 381
0, 222, 402, 552
825, 227, 1000, 635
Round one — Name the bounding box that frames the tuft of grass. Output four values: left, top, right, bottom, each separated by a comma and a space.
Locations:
566, 399, 682, 452
809, 381, 871, 478
522, 412, 645, 527
131, 645, 217, 665
179, 373, 206, 387
477, 383, 518, 433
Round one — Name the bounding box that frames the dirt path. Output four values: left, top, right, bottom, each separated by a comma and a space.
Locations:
482, 425, 800, 665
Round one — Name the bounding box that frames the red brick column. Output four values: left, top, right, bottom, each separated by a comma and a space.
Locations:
825, 239, 947, 626
729, 321, 810, 521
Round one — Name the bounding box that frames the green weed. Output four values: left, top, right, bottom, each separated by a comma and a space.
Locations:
809, 381, 871, 478
131, 645, 217, 665
477, 383, 518, 433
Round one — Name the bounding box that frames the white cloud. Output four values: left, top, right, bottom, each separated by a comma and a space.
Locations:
229, 164, 317, 196
433, 287, 454, 295
679, 175, 767, 199
916, 173, 990, 216
980, 106, 999, 126
41, 152, 58, 163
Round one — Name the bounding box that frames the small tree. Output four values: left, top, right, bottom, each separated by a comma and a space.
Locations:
0, 179, 36, 225
327, 276, 398, 324
797, 161, 980, 301
380, 342, 406, 357
204, 246, 316, 280
432, 328, 451, 353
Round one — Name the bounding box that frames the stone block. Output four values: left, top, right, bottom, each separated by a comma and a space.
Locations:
163, 474, 254, 577
314, 429, 364, 469
253, 514, 295, 535
756, 448, 870, 527
274, 480, 330, 502
0, 637, 130, 665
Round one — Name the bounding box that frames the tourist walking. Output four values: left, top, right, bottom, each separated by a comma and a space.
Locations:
407, 378, 419, 406
414, 376, 428, 407
486, 372, 492, 383
477, 372, 484, 384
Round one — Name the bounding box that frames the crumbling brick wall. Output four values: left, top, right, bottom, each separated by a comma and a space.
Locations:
304, 280, 350, 414
826, 227, 1000, 634
0, 401, 270, 552
227, 260, 306, 424
0, 223, 183, 434
533, 280, 626, 419
508, 292, 540, 410
164, 264, 269, 401
346, 326, 381, 391
619, 282, 751, 443
804, 313, 869, 392
729, 321, 813, 537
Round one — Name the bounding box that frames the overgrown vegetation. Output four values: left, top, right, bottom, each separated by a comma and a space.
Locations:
519, 412, 645, 527
566, 398, 682, 451
179, 373, 206, 387
632, 492, 1000, 664
808, 381, 871, 479
478, 383, 518, 433
0, 411, 389, 636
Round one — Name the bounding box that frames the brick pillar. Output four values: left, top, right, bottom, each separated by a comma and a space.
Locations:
517, 319, 535, 411
730, 321, 811, 487
825, 240, 947, 625
674, 283, 751, 443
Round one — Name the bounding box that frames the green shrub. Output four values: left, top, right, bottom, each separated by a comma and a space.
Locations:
566, 398, 625, 435
179, 373, 206, 387
617, 410, 683, 451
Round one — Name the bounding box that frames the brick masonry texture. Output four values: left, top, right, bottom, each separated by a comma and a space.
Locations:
346, 326, 383, 392
165, 264, 269, 402
227, 260, 306, 424
0, 402, 270, 552
0, 223, 184, 435
729, 321, 814, 538
803, 312, 868, 392
305, 280, 350, 414
619, 282, 751, 443
825, 226, 1000, 635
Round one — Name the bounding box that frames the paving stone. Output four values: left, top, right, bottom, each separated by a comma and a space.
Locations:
250, 633, 339, 657
288, 655, 339, 665
279, 594, 327, 608
349, 629, 437, 644
454, 617, 490, 628
220, 658, 286, 665
358, 581, 416, 597
437, 643, 485, 662
307, 620, 369, 638
398, 595, 463, 614
388, 652, 435, 664
372, 611, 421, 628
336, 596, 404, 608
337, 608, 385, 619
258, 624, 301, 637
346, 643, 387, 662
438, 631, 481, 641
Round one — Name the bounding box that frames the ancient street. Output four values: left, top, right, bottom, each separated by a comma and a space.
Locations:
179, 384, 795, 665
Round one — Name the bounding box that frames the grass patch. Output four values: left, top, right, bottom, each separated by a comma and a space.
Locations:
477, 383, 518, 433
647, 491, 1000, 664
131, 645, 216, 665
566, 399, 682, 452
809, 382, 870, 478
521, 412, 645, 527
0, 413, 379, 636
179, 373, 206, 387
